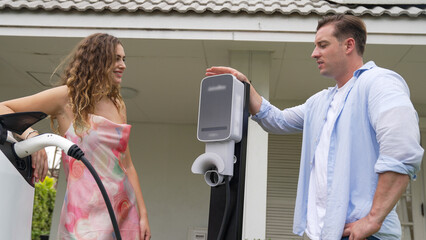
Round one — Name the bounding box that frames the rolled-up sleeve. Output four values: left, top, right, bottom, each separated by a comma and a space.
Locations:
368, 72, 424, 178
251, 97, 304, 134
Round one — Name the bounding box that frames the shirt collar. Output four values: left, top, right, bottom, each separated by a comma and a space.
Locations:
353, 61, 376, 78
328, 61, 376, 94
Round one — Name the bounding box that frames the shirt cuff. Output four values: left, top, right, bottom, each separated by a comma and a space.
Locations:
251, 97, 270, 120
375, 155, 417, 179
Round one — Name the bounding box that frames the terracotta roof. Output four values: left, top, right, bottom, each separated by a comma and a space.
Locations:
0, 0, 425, 17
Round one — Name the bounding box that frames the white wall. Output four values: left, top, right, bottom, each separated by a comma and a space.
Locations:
50, 122, 210, 240
128, 122, 209, 240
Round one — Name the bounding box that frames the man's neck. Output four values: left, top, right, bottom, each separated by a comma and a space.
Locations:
336, 60, 364, 88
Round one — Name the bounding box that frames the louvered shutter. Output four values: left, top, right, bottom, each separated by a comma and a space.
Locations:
266, 133, 304, 240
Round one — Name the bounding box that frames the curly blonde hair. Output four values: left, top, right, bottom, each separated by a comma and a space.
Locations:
54, 33, 124, 135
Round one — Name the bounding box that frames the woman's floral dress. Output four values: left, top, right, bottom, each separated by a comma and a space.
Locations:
58, 114, 140, 240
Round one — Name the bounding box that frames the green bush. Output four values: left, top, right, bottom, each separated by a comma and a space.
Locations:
31, 176, 57, 240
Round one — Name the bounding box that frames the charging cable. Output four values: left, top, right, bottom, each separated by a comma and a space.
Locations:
217, 176, 232, 240
13, 133, 122, 240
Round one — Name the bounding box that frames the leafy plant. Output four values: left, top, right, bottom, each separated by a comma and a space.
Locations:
31, 176, 57, 240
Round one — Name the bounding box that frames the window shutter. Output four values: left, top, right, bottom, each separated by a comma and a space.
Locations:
266, 133, 304, 240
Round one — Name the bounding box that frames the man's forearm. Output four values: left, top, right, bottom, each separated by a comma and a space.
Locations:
247, 83, 262, 115
368, 171, 410, 225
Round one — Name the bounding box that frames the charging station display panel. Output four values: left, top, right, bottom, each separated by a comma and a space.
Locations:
198, 75, 233, 141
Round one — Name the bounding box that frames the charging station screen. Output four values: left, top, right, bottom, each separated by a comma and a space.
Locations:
198, 75, 233, 141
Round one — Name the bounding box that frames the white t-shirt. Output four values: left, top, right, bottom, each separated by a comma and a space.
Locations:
305, 82, 350, 240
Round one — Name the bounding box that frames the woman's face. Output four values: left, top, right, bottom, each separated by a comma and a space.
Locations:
113, 44, 126, 84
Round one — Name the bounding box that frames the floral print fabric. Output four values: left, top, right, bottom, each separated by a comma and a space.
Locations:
58, 114, 140, 240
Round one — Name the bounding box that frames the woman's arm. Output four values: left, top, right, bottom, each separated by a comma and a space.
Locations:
0, 85, 69, 182
118, 103, 150, 239
122, 147, 151, 240
0, 85, 68, 117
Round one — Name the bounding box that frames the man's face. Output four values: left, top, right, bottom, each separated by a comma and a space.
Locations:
311, 24, 347, 80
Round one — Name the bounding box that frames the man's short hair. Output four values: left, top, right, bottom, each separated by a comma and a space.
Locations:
317, 14, 367, 56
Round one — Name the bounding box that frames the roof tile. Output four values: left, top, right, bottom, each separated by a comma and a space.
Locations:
0, 0, 425, 17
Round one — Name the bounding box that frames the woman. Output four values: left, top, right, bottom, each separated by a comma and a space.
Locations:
0, 33, 151, 240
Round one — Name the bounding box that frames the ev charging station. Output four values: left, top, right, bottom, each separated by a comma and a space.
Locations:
0, 112, 47, 240
192, 74, 250, 240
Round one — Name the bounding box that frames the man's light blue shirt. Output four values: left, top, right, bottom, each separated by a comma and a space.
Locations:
252, 61, 424, 240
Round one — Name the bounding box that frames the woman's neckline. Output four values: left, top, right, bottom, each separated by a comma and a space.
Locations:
63, 113, 129, 136
89, 113, 128, 126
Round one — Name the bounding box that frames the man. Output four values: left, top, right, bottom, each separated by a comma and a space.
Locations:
206, 14, 424, 240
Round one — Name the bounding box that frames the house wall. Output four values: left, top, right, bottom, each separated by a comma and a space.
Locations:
129, 122, 209, 240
